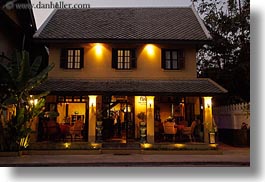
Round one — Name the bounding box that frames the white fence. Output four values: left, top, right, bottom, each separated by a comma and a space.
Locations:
213, 103, 250, 129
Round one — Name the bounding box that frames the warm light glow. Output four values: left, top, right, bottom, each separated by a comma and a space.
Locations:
29, 96, 38, 106
34, 99, 38, 105
64, 143, 71, 149
145, 44, 155, 56
148, 100, 153, 108
89, 95, 97, 107
174, 144, 186, 149
95, 43, 103, 55
209, 144, 218, 148
141, 143, 153, 149
124, 106, 131, 112
146, 96, 155, 109
90, 143, 101, 149
204, 97, 212, 109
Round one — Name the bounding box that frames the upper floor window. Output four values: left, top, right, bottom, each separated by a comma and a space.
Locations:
60, 48, 84, 69
112, 49, 137, 70
161, 49, 185, 70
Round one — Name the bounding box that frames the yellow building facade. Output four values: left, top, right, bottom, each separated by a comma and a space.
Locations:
33, 7, 227, 145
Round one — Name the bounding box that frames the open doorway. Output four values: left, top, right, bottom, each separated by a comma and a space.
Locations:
101, 96, 135, 143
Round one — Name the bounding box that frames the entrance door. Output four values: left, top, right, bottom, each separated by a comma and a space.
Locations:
101, 96, 135, 143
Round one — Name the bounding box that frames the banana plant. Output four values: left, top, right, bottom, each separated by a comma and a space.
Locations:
0, 50, 54, 151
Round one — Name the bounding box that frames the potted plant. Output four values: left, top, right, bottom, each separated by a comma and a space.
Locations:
137, 112, 146, 123
205, 119, 218, 144
137, 112, 147, 143
96, 110, 103, 126
95, 110, 103, 140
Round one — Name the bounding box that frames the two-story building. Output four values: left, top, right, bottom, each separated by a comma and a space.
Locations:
33, 7, 227, 145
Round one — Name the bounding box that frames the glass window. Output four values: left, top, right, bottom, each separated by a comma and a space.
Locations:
162, 49, 182, 70
64, 49, 83, 69
117, 49, 131, 70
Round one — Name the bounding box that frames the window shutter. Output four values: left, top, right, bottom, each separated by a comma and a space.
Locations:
80, 48, 84, 68
60, 48, 67, 68
131, 49, 137, 69
178, 49, 185, 69
161, 49, 166, 69
112, 48, 118, 69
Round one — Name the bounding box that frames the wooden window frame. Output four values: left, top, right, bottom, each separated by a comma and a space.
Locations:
60, 48, 84, 69
161, 49, 184, 70
112, 48, 136, 70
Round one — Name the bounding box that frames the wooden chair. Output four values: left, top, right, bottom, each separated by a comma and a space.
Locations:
182, 121, 197, 142
179, 120, 188, 127
163, 122, 177, 142
69, 120, 84, 141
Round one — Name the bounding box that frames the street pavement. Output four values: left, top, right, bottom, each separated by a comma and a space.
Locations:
0, 143, 250, 167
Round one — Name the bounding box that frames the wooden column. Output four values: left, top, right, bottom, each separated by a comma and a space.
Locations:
88, 95, 97, 143
203, 96, 213, 143
146, 96, 155, 143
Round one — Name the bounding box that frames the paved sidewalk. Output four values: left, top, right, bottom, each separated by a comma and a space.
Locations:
0, 144, 250, 167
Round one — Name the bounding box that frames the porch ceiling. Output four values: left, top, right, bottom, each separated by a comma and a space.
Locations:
32, 79, 227, 96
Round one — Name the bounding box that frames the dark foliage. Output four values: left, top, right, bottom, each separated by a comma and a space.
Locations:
193, 0, 250, 105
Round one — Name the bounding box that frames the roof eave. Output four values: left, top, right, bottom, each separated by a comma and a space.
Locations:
31, 90, 226, 96
191, 5, 212, 40
33, 38, 211, 45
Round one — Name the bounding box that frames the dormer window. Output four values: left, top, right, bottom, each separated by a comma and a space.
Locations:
60, 48, 84, 69
161, 49, 184, 70
112, 49, 137, 70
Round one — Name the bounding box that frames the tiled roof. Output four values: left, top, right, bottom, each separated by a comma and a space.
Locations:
34, 7, 210, 41
33, 79, 227, 95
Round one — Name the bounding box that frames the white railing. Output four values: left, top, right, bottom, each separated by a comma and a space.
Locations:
213, 103, 250, 129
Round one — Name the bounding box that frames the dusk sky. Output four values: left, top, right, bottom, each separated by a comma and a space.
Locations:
32, 0, 192, 28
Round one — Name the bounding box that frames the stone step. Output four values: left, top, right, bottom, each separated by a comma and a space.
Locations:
102, 142, 140, 149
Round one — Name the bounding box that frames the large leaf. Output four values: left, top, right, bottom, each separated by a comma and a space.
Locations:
30, 56, 42, 77
16, 107, 25, 125
26, 63, 55, 90
10, 51, 21, 80
17, 51, 30, 87
33, 91, 50, 99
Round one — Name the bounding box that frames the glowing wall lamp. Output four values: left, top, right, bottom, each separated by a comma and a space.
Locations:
146, 96, 155, 110
89, 95, 97, 108
145, 44, 155, 56
148, 100, 153, 108
204, 97, 212, 109
95, 43, 103, 56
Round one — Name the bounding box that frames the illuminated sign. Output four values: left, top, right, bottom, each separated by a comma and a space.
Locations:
138, 96, 147, 105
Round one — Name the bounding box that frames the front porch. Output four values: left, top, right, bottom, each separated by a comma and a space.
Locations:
33, 94, 215, 145
30, 78, 227, 148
